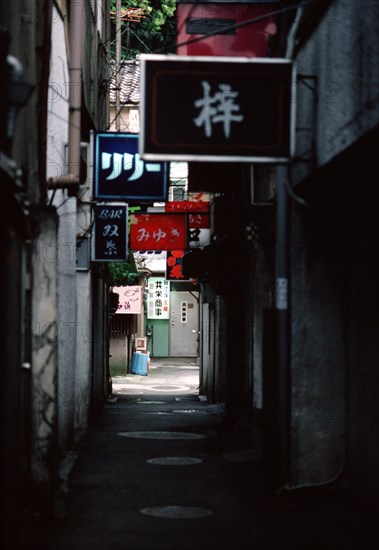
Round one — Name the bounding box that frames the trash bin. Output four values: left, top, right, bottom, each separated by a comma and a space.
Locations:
130, 351, 149, 376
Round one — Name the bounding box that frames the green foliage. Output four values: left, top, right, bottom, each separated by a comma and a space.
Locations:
108, 257, 139, 286
110, 0, 177, 59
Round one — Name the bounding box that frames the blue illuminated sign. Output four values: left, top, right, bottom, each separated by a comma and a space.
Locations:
93, 132, 168, 201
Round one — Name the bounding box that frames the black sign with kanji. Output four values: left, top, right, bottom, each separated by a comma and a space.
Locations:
93, 204, 128, 261
140, 54, 294, 163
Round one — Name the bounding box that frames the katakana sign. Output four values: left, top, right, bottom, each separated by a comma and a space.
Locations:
93, 132, 168, 201
140, 54, 294, 163
93, 204, 128, 261
129, 214, 187, 251
147, 277, 170, 319
165, 201, 210, 229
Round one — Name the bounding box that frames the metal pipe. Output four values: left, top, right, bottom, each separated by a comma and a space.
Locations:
275, 166, 291, 486
38, 0, 53, 204
68, 0, 84, 184
115, 0, 121, 131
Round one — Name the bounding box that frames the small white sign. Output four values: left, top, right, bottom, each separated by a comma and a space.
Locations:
147, 277, 170, 319
114, 286, 143, 314
276, 278, 288, 310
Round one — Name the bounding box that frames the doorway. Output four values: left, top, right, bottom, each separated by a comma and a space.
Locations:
169, 291, 199, 357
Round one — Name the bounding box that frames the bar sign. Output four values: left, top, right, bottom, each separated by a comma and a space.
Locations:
93, 204, 128, 261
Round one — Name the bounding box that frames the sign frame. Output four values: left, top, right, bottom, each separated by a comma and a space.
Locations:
93, 131, 168, 201
140, 54, 295, 164
92, 203, 128, 262
129, 213, 188, 251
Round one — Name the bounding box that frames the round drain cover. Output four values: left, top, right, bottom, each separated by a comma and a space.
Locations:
147, 384, 191, 392
139, 401, 165, 405
222, 449, 262, 462
147, 457, 203, 465
117, 431, 206, 440
140, 505, 212, 519
174, 409, 203, 414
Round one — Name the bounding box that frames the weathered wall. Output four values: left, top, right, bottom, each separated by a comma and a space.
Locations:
47, 5, 77, 455
56, 195, 77, 453
31, 207, 59, 500
0, 0, 41, 203
289, 0, 379, 500
293, 0, 379, 186
290, 206, 346, 486
110, 335, 128, 376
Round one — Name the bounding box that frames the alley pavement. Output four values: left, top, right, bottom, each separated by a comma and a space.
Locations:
26, 357, 378, 550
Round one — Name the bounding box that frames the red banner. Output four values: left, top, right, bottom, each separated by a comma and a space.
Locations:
130, 214, 187, 250
188, 213, 209, 228
165, 201, 209, 213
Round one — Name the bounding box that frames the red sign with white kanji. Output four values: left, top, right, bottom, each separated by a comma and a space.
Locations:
129, 214, 187, 250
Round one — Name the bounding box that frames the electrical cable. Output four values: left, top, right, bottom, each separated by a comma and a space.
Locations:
154, 0, 317, 54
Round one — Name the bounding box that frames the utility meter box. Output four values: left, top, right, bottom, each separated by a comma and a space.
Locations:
176, 0, 279, 57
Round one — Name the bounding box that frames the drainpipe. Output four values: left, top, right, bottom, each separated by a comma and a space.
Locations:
48, 0, 83, 192
274, 6, 305, 487
38, 0, 53, 204
68, 0, 83, 187
275, 166, 290, 486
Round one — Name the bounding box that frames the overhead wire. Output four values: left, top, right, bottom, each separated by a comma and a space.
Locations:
154, 0, 317, 54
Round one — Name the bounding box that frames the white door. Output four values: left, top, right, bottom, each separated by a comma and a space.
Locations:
169, 291, 199, 357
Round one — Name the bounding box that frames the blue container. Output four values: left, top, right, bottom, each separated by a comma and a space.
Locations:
130, 352, 149, 376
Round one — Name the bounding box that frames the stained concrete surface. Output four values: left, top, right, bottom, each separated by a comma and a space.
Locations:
25, 357, 378, 550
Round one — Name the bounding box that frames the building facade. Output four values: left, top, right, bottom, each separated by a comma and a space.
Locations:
0, 2, 110, 548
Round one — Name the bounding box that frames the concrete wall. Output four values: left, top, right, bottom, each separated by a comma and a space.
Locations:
110, 336, 128, 376
289, 0, 379, 500
31, 208, 59, 496
293, 0, 379, 186
47, 5, 77, 455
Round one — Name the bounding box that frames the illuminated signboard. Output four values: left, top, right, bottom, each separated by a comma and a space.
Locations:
140, 54, 294, 163
147, 277, 170, 319
93, 132, 168, 201
129, 214, 187, 251
93, 204, 128, 261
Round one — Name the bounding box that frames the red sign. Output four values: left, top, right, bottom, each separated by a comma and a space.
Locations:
166, 250, 188, 281
189, 213, 209, 229
165, 201, 209, 213
130, 214, 187, 250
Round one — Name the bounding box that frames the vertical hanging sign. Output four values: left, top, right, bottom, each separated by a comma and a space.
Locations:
147, 277, 170, 319
93, 204, 128, 261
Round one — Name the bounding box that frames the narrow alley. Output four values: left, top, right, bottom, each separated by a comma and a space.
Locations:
26, 358, 377, 550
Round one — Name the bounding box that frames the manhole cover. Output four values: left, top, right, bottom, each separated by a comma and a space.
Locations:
142, 412, 174, 416
146, 457, 203, 465
140, 505, 212, 519
222, 449, 262, 462
147, 385, 191, 392
117, 431, 206, 440
139, 401, 165, 405
174, 409, 204, 414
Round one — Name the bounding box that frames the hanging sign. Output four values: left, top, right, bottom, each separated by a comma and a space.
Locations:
188, 228, 211, 248
140, 54, 294, 163
113, 286, 143, 314
93, 204, 128, 261
147, 277, 170, 319
189, 213, 210, 229
165, 201, 209, 213
93, 132, 168, 201
166, 250, 190, 281
129, 214, 187, 251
